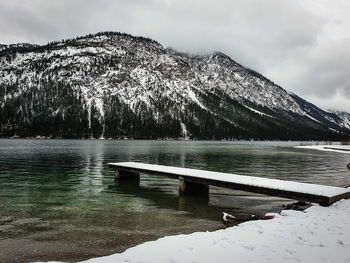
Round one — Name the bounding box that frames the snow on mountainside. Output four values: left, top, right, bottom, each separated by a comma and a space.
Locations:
328, 110, 350, 130
0, 32, 349, 140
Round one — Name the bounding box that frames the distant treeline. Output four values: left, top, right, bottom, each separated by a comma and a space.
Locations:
0, 31, 160, 56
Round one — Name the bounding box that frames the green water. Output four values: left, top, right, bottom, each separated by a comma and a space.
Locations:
0, 139, 349, 263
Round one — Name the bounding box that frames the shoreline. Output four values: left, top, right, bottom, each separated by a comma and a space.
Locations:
0, 137, 343, 146
34, 198, 350, 263
0, 136, 345, 142
295, 145, 350, 155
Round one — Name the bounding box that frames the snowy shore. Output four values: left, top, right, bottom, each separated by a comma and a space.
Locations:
36, 198, 350, 263
295, 145, 350, 155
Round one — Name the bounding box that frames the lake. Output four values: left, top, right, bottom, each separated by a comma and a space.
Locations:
0, 139, 349, 263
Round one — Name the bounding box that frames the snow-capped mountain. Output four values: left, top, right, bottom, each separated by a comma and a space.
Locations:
0, 32, 349, 140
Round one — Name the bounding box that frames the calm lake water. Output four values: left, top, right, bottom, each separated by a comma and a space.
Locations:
0, 139, 349, 263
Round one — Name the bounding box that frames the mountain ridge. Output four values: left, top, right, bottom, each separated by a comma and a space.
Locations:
0, 31, 348, 140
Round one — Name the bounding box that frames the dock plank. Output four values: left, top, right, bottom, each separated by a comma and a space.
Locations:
108, 162, 350, 205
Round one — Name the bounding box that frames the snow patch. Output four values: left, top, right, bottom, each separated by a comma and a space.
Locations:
296, 145, 350, 155
180, 122, 189, 140
244, 106, 274, 118
187, 88, 208, 111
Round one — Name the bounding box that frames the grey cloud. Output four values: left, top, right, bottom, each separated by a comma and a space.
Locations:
0, 0, 349, 111
270, 38, 350, 109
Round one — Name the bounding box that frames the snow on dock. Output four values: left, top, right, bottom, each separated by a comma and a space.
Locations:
108, 162, 350, 205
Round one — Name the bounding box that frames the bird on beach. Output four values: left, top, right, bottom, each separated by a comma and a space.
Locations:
221, 212, 236, 223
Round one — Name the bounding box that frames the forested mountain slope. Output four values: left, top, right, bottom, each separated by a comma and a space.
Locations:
0, 32, 348, 140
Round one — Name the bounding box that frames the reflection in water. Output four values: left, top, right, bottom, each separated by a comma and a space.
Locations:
81, 141, 105, 192
0, 139, 349, 262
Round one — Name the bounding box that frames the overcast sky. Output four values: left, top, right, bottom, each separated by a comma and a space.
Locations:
1, 0, 349, 112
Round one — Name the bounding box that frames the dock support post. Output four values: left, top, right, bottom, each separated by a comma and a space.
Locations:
114, 169, 140, 183
178, 176, 209, 196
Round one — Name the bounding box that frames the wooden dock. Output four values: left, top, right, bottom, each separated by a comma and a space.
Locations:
107, 162, 350, 205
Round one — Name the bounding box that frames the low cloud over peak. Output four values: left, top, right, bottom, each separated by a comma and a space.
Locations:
1, 0, 349, 112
